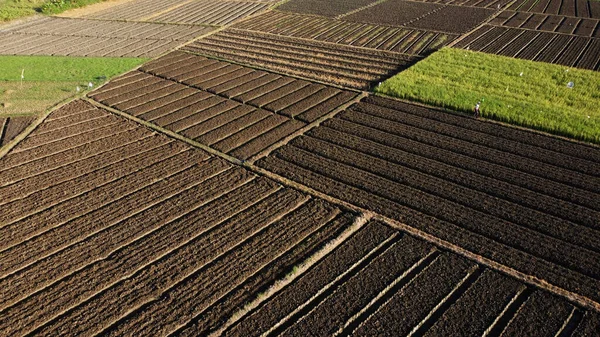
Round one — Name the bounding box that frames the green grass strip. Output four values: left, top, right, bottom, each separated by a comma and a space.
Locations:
0, 55, 147, 82
0, 0, 105, 21
375, 48, 600, 144
1, 55, 147, 115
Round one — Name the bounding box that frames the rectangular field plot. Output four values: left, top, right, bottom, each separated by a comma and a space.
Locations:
0, 17, 214, 57
257, 95, 600, 304
508, 0, 600, 18
147, 0, 270, 26
408, 0, 509, 8
277, 0, 380, 17
222, 221, 596, 337
491, 11, 599, 37
0, 98, 358, 337
89, 51, 359, 160
233, 11, 459, 55
78, 0, 186, 21
455, 25, 600, 70
183, 28, 418, 90
343, 0, 496, 33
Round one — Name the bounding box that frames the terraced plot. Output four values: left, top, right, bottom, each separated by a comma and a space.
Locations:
257, 95, 600, 304
183, 29, 417, 89
0, 99, 357, 337
89, 51, 359, 159
233, 11, 458, 54
508, 0, 600, 18
0, 17, 214, 57
0, 116, 36, 147
409, 0, 510, 8
489, 11, 600, 37
455, 25, 600, 70
223, 221, 597, 337
148, 0, 270, 26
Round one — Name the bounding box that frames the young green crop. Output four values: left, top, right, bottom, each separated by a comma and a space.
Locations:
376, 48, 600, 144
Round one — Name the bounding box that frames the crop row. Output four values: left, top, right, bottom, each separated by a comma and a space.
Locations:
0, 32, 184, 57
407, 0, 507, 8
148, 0, 270, 26
2, 17, 214, 41
508, 0, 600, 18
455, 25, 600, 70
0, 116, 35, 148
225, 221, 590, 337
277, 0, 379, 18
184, 29, 417, 89
234, 11, 458, 55
490, 11, 600, 37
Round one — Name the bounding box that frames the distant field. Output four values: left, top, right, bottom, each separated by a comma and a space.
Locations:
376, 48, 600, 144
0, 0, 104, 21
0, 55, 146, 115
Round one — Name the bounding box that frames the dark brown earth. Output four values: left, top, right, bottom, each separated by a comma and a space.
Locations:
277, 0, 380, 17
0, 116, 36, 147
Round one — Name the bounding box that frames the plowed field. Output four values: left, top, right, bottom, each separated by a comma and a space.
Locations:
0, 116, 35, 147
257, 95, 600, 303
455, 25, 600, 70
0, 99, 357, 336
233, 10, 458, 54
183, 29, 417, 89
147, 0, 270, 26
490, 11, 599, 37
223, 221, 596, 337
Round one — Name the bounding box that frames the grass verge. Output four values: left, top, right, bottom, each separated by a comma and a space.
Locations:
0, 55, 147, 116
375, 48, 600, 144
0, 0, 105, 21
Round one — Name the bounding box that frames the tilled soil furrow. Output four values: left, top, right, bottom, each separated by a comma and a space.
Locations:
220, 73, 280, 100
0, 116, 35, 147
149, 95, 223, 127
572, 311, 600, 336
297, 91, 359, 123
340, 109, 600, 198
324, 117, 599, 213
193, 109, 271, 145
183, 65, 247, 88
88, 72, 152, 99
0, 121, 139, 177
351, 253, 475, 336
281, 237, 435, 336
262, 153, 600, 301
0, 159, 231, 310
181, 105, 259, 142
169, 100, 241, 133
0, 169, 258, 336
94, 199, 339, 337
223, 221, 398, 337
212, 114, 288, 153
232, 77, 296, 104
249, 80, 311, 108
179, 212, 356, 337
95, 77, 169, 106
499, 291, 574, 336
44, 99, 98, 121
230, 119, 306, 160
206, 70, 267, 95
0, 129, 154, 204
422, 270, 522, 336
6, 117, 121, 156
192, 67, 254, 91
0, 151, 205, 273
156, 60, 228, 84
0, 141, 186, 238
278, 87, 341, 118
293, 135, 600, 249
354, 102, 600, 179
34, 110, 107, 136
309, 125, 600, 230
275, 144, 600, 281
125, 88, 199, 117
113, 84, 183, 112
264, 84, 325, 113
24, 179, 291, 337
139, 51, 196, 73
138, 92, 212, 121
